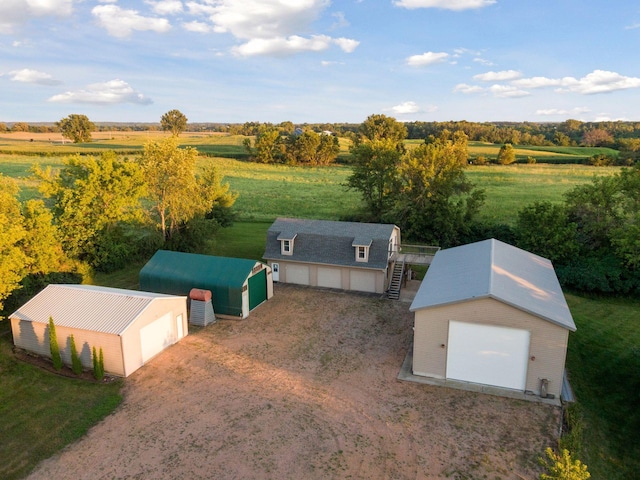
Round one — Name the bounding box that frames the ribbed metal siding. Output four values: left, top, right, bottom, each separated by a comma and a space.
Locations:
10, 285, 180, 335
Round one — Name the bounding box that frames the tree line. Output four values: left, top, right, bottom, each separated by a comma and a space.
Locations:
347, 114, 640, 296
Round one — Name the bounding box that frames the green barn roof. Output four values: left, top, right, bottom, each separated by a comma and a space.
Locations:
139, 250, 264, 317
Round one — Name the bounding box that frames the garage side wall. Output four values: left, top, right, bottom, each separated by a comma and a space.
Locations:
11, 318, 124, 376
120, 297, 187, 377
413, 297, 569, 398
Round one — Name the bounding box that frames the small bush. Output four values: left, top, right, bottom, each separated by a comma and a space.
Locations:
539, 447, 590, 480
527, 156, 537, 164
70, 334, 82, 375
93, 346, 105, 381
48, 317, 62, 371
473, 155, 488, 165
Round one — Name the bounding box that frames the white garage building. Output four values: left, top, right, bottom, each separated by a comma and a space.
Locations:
10, 284, 188, 377
263, 218, 401, 294
410, 239, 576, 400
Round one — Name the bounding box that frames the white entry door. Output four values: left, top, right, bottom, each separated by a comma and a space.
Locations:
272, 263, 279, 282
446, 321, 530, 391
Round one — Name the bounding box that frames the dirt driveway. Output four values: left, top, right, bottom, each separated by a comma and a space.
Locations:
28, 284, 559, 479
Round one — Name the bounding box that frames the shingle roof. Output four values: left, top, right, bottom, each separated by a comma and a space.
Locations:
10, 284, 184, 335
410, 239, 576, 331
263, 218, 397, 270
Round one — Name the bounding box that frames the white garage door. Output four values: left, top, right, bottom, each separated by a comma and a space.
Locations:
286, 264, 310, 285
350, 270, 377, 293
317, 267, 342, 289
140, 313, 175, 363
446, 321, 530, 391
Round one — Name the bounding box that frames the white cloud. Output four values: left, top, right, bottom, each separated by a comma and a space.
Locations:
512, 76, 565, 88
474, 70, 522, 81
0, 0, 75, 34
489, 84, 530, 98
186, 0, 354, 56
92, 5, 171, 38
558, 70, 640, 94
394, 0, 496, 10
514, 70, 640, 94
145, 0, 183, 15
334, 37, 359, 53
331, 12, 349, 29
536, 107, 590, 116
8, 68, 61, 86
232, 35, 334, 57
391, 101, 421, 114
183, 21, 211, 33
48, 79, 153, 105
453, 83, 484, 94
473, 58, 494, 66
208, 0, 329, 39
407, 51, 449, 67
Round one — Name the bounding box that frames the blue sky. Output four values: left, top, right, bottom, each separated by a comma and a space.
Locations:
2, 0, 640, 124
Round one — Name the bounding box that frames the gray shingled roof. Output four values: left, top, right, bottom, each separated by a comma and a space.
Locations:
410, 239, 576, 331
10, 284, 184, 335
263, 218, 397, 270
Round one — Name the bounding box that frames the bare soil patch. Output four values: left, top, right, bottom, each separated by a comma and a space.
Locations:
27, 285, 559, 479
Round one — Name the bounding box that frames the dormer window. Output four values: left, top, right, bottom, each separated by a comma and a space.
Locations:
352, 237, 372, 263
277, 231, 297, 256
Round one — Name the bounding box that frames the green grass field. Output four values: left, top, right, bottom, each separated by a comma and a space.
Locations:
0, 330, 122, 480
564, 294, 640, 479
0, 137, 634, 479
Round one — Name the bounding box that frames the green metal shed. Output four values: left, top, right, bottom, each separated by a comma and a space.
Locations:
139, 250, 273, 319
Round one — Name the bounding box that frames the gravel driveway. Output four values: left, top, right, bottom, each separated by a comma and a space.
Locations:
28, 284, 559, 479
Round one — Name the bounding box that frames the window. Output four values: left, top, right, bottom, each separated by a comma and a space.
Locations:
280, 238, 294, 255
355, 245, 369, 262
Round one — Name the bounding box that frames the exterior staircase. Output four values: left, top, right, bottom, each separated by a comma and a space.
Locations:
387, 261, 405, 300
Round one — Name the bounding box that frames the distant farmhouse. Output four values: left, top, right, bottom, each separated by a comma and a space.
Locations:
263, 218, 401, 294
410, 239, 576, 401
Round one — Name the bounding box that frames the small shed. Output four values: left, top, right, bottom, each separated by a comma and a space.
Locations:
410, 239, 576, 400
139, 250, 273, 319
10, 284, 188, 377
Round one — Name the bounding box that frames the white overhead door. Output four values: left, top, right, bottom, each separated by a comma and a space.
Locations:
140, 313, 175, 363
350, 270, 377, 293
286, 264, 310, 285
317, 267, 342, 289
446, 321, 530, 391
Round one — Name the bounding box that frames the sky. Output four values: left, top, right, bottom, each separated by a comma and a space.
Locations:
1, 0, 640, 124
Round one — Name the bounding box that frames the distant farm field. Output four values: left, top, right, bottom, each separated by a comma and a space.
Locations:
0, 143, 620, 224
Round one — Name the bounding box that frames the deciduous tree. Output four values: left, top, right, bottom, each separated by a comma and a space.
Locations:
141, 138, 235, 244
57, 114, 95, 143
0, 175, 28, 311
393, 137, 484, 245
496, 143, 516, 165
33, 152, 146, 267
160, 109, 188, 137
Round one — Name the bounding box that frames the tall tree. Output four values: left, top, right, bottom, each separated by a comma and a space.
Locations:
141, 137, 235, 243
355, 114, 407, 152
33, 152, 146, 265
0, 175, 28, 311
392, 137, 484, 245
346, 115, 408, 221
496, 143, 516, 165
160, 109, 188, 137
57, 114, 95, 143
